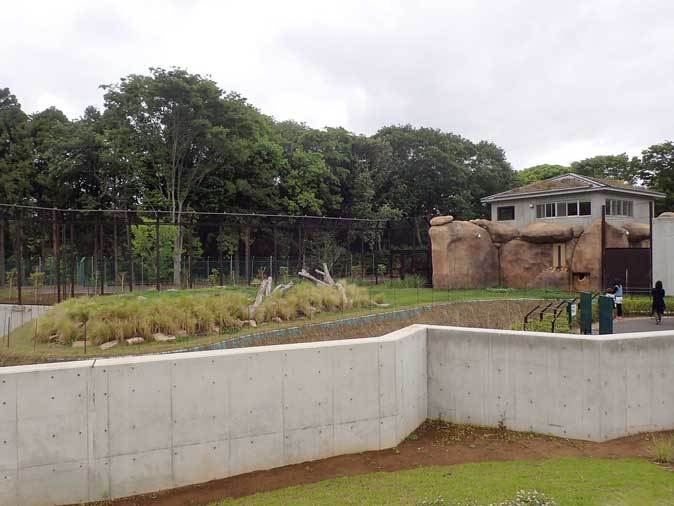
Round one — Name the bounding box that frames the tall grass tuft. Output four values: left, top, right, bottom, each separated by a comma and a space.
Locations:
651, 434, 674, 463
31, 281, 371, 345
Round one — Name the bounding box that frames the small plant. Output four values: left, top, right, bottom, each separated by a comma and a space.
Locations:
117, 271, 127, 293
417, 498, 446, 505
494, 490, 557, 506
651, 434, 674, 463
384, 274, 426, 288
29, 268, 45, 303
6, 269, 17, 298
279, 266, 289, 283
207, 268, 221, 287
377, 263, 387, 277
373, 293, 385, 304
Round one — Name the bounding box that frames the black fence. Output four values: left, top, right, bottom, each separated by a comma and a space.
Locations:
0, 204, 432, 305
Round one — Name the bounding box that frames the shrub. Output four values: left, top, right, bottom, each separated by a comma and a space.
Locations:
384, 275, 426, 288
651, 434, 674, 463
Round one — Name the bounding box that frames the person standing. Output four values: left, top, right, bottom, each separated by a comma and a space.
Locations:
613, 280, 624, 319
651, 280, 666, 325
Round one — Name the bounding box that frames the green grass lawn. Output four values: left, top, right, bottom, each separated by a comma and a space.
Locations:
213, 458, 674, 506
1, 285, 571, 365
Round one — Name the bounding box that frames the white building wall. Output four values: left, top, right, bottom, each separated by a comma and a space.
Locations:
490, 191, 653, 229
653, 215, 674, 290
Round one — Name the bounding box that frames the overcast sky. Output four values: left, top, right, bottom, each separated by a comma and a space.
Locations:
2, 0, 673, 169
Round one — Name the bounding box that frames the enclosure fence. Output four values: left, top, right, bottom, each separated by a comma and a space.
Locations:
0, 204, 432, 305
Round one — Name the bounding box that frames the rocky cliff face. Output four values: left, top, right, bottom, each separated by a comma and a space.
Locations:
430, 216, 636, 291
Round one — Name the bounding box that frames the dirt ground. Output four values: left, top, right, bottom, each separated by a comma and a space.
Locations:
88, 421, 672, 506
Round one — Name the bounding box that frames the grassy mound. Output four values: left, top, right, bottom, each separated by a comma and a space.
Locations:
34, 282, 370, 346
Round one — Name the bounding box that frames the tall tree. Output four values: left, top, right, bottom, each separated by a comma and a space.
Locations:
102, 68, 231, 286
570, 154, 638, 182
639, 141, 674, 214
515, 164, 570, 186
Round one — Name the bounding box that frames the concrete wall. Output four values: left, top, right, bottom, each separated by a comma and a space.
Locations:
3, 324, 674, 505
653, 214, 674, 290
0, 305, 49, 338
490, 191, 653, 229
427, 325, 674, 441
0, 325, 427, 506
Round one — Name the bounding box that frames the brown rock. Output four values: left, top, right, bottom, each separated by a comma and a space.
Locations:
126, 337, 145, 345
100, 340, 118, 350
429, 220, 498, 288
152, 333, 176, 342
571, 219, 628, 291
621, 221, 650, 242
470, 219, 519, 243
658, 212, 674, 218
430, 215, 454, 226
500, 240, 555, 288
520, 222, 574, 243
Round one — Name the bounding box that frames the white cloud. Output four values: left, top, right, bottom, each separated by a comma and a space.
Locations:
2, 0, 673, 167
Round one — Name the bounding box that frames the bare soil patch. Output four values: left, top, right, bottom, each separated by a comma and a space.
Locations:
87, 420, 670, 506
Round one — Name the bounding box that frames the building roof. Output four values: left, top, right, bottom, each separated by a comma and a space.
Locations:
481, 173, 666, 203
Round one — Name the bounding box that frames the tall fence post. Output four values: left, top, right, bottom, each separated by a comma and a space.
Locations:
155, 213, 161, 291
126, 210, 134, 292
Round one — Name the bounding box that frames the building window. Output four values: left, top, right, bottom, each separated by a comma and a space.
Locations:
536, 200, 591, 219
497, 206, 515, 221
606, 199, 633, 217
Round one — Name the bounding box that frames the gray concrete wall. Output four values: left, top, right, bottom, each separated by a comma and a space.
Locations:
653, 215, 674, 290
0, 325, 427, 506
427, 326, 674, 441
0, 305, 49, 338
3, 323, 674, 505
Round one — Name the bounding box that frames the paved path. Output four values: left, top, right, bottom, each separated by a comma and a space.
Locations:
613, 316, 674, 333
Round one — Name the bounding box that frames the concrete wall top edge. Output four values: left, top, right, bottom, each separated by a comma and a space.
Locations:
0, 325, 428, 374
424, 324, 674, 342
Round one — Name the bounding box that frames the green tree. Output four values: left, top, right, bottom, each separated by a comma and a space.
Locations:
279, 150, 341, 215
639, 141, 674, 214
570, 154, 638, 182
102, 68, 232, 286
0, 88, 33, 204
515, 164, 570, 186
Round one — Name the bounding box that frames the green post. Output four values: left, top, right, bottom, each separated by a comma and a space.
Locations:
579, 292, 593, 335
598, 295, 614, 335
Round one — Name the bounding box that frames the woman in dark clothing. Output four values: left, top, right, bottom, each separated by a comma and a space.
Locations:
651, 280, 666, 325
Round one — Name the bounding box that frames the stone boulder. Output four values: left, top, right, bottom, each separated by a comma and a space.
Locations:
429, 220, 498, 288
520, 222, 574, 244
500, 239, 569, 288
430, 215, 454, 226
571, 219, 628, 291
470, 219, 519, 244
622, 221, 650, 243
658, 212, 674, 218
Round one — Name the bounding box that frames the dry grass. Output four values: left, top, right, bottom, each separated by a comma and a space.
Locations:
32, 282, 370, 346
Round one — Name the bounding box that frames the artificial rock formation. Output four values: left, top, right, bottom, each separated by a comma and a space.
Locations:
520, 222, 574, 243
430, 217, 639, 291
429, 218, 498, 288
470, 219, 519, 244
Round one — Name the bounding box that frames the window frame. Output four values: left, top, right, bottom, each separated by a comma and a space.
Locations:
534, 200, 591, 219
496, 205, 515, 221
605, 198, 634, 217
